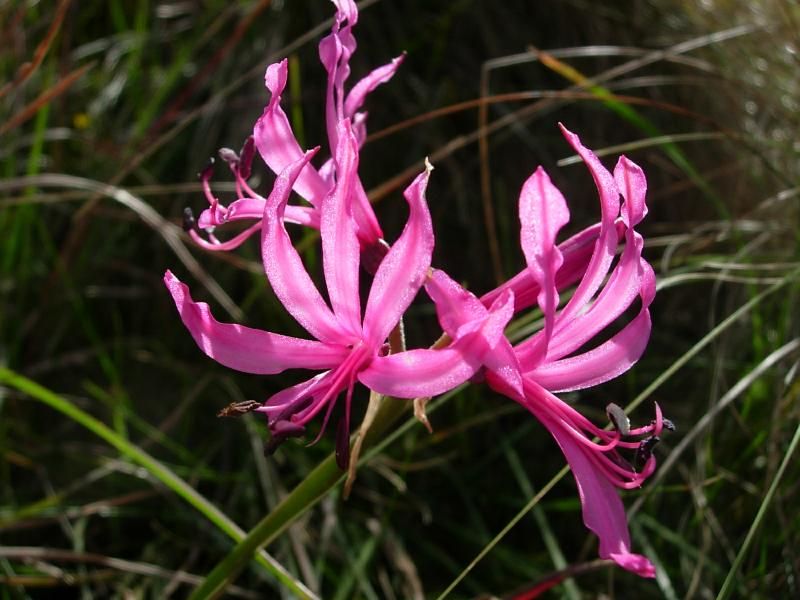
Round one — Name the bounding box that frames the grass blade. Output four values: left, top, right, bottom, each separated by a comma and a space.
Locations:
0, 367, 316, 599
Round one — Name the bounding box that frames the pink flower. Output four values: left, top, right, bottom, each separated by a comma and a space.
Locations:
166, 122, 514, 469
423, 124, 664, 577
187, 0, 401, 253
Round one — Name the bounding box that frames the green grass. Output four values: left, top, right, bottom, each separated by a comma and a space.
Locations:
1, 0, 799, 598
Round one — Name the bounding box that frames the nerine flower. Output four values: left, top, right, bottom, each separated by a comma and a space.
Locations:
415, 125, 665, 577
166, 121, 515, 469
186, 0, 401, 252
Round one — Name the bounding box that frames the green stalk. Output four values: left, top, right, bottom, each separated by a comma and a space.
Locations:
189, 397, 409, 599
0, 367, 315, 599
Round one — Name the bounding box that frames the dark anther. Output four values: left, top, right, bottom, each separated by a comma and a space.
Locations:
198, 156, 215, 180
217, 400, 262, 417
265, 420, 306, 456
335, 417, 351, 471
272, 395, 314, 424
662, 418, 676, 432
360, 239, 391, 276
239, 136, 255, 180
606, 403, 630, 436
635, 435, 661, 470
218, 147, 239, 166
182, 207, 197, 232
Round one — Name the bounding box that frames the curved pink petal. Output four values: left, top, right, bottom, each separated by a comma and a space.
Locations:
542, 234, 646, 362
518, 166, 570, 366
425, 268, 487, 339
362, 166, 434, 347
525, 262, 655, 391
344, 54, 405, 118
352, 111, 368, 147
473, 292, 523, 399
358, 347, 481, 398
350, 175, 383, 245
360, 288, 518, 398
254, 60, 329, 206
319, 32, 345, 152
321, 120, 362, 335
262, 150, 347, 343
189, 224, 261, 252
319, 1, 357, 153
425, 270, 524, 398
197, 198, 320, 230
556, 124, 620, 324
521, 381, 655, 577
480, 221, 612, 313
331, 0, 358, 26
257, 371, 331, 413
614, 155, 648, 228
164, 271, 348, 374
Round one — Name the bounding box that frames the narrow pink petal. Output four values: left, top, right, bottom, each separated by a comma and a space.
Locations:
331, 0, 358, 25
189, 225, 261, 252
518, 166, 570, 366
352, 111, 368, 146
527, 310, 650, 392
319, 32, 344, 152
473, 292, 523, 399
480, 221, 609, 313
358, 347, 481, 398
317, 152, 382, 245
525, 263, 655, 391
254, 60, 329, 206
164, 271, 348, 374
343, 54, 404, 117
318, 1, 358, 153
543, 234, 646, 362
424, 268, 487, 339
614, 156, 648, 228
360, 288, 518, 398
321, 120, 362, 335
198, 198, 320, 230
262, 150, 347, 343
520, 380, 656, 578
350, 176, 383, 245
556, 124, 620, 324
257, 371, 330, 412
362, 166, 434, 347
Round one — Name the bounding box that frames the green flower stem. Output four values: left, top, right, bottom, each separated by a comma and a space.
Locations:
0, 367, 315, 599
189, 396, 409, 600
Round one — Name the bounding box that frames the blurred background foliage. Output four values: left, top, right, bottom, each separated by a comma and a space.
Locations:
1, 0, 798, 597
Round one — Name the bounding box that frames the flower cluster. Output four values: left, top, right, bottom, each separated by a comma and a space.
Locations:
166, 0, 668, 578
